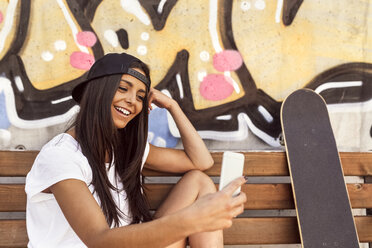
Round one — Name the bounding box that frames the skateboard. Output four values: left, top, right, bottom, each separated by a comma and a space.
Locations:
280, 89, 359, 248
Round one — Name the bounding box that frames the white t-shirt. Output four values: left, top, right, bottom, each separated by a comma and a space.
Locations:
25, 133, 150, 248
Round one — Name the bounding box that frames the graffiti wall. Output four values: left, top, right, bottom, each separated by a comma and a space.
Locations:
0, 0, 371, 151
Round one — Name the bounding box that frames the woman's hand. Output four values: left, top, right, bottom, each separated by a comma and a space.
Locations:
182, 177, 247, 233
145, 87, 214, 172
148, 88, 175, 111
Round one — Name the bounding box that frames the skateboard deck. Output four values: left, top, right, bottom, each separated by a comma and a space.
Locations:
281, 89, 359, 248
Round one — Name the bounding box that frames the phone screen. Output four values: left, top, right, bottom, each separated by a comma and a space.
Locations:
219, 151, 245, 196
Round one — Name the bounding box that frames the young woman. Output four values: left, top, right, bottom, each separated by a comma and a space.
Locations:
25, 53, 247, 248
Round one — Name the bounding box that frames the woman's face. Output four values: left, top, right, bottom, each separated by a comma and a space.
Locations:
111, 68, 147, 129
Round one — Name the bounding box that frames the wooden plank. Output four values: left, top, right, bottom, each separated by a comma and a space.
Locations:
1, 151, 372, 177
143, 152, 289, 177
340, 152, 372, 176
2, 183, 372, 212
224, 217, 300, 244
145, 183, 372, 210
0, 185, 25, 212
356, 215, 372, 242
145, 184, 295, 210
204, 152, 289, 177
224, 216, 372, 245
144, 151, 372, 177
0, 220, 28, 248
0, 151, 37, 177
1, 217, 371, 247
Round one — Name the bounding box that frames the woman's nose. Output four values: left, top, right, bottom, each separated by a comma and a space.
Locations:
125, 92, 136, 103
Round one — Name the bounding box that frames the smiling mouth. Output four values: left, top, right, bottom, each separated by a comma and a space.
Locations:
114, 106, 131, 116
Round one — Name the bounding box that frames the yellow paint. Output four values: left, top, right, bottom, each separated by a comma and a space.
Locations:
92, 0, 244, 110
14, 0, 372, 104
233, 0, 372, 100
19, 0, 91, 90
0, 0, 20, 59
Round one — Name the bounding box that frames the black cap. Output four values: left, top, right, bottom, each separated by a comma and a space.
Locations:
72, 53, 150, 103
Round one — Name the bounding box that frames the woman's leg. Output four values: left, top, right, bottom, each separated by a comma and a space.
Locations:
153, 170, 223, 248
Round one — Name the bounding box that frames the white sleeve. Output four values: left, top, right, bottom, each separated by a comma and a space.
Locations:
25, 146, 91, 203
141, 142, 150, 170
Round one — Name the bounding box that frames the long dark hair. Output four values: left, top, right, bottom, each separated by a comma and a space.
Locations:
74, 61, 152, 226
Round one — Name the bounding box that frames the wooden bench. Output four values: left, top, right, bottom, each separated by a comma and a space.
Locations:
1, 150, 372, 247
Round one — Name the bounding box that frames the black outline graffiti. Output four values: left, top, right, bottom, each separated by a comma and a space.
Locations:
2, 0, 30, 59
306, 63, 372, 104
0, 0, 104, 120
155, 49, 281, 138
155, 0, 371, 144
116, 29, 129, 50
0, 0, 370, 146
139, 0, 178, 31
306, 63, 372, 145
76, 0, 103, 23
283, 0, 304, 26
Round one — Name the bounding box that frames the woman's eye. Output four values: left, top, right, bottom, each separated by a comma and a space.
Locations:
118, 86, 127, 92
137, 95, 144, 101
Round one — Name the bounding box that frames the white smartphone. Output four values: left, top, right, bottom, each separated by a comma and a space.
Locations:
218, 151, 245, 196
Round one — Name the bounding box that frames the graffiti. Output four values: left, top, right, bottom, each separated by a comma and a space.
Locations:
0, 0, 101, 125
282, 0, 303, 25
0, 0, 371, 151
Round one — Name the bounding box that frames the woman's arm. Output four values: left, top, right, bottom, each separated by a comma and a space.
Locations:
145, 88, 214, 173
51, 177, 246, 248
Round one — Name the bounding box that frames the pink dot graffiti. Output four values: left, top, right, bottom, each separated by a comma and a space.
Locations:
0, 12, 3, 24
200, 50, 242, 101
213, 50, 243, 72
76, 31, 97, 47
199, 74, 234, 101
70, 31, 96, 70
70, 52, 95, 70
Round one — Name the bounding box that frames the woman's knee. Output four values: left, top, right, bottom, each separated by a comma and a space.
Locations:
183, 170, 216, 194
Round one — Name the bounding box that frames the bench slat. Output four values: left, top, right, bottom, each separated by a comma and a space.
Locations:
0, 151, 37, 177
0, 185, 25, 212
0, 220, 27, 248
2, 183, 372, 212
1, 217, 371, 247
224, 216, 372, 245
1, 151, 372, 177
148, 183, 372, 209
144, 152, 372, 176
